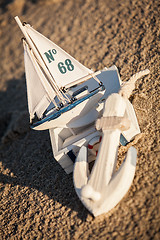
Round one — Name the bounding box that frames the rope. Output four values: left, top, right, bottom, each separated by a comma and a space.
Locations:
96, 116, 130, 131
119, 69, 150, 99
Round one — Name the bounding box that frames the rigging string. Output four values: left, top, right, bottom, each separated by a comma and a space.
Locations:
90, 73, 101, 85
23, 40, 58, 109
32, 54, 59, 108
21, 23, 65, 105
22, 21, 104, 107
25, 25, 71, 105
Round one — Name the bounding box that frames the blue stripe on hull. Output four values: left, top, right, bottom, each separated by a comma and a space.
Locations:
31, 86, 105, 129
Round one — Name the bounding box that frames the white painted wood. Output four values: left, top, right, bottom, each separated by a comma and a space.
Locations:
33, 91, 104, 130
73, 146, 89, 193
73, 94, 137, 216
86, 94, 127, 188
49, 126, 101, 173
122, 99, 140, 141
48, 68, 141, 174
74, 146, 136, 216
32, 64, 123, 131
96, 116, 130, 131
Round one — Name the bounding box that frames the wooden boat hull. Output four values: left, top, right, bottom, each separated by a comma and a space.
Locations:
31, 90, 104, 130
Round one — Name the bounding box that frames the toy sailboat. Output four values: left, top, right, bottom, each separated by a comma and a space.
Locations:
15, 16, 106, 131
15, 16, 149, 216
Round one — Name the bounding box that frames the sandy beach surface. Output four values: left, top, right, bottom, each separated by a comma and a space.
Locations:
0, 0, 159, 239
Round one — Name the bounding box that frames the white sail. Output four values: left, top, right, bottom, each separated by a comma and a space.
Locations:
24, 41, 54, 120
24, 24, 93, 89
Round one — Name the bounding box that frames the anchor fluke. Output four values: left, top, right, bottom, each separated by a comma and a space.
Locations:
74, 144, 137, 216
81, 185, 101, 202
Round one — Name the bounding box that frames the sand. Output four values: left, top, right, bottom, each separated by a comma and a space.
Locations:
0, 0, 160, 239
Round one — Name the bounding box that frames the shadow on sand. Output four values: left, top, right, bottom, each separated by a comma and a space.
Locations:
0, 76, 90, 221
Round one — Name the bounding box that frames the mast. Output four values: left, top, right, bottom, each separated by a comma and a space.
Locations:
64, 71, 101, 89
15, 16, 103, 107
15, 16, 66, 104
